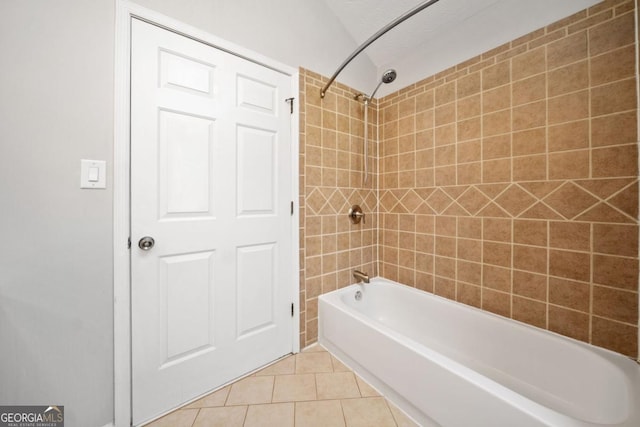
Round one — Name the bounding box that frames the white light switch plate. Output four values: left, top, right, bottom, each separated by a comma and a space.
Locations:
80, 159, 106, 189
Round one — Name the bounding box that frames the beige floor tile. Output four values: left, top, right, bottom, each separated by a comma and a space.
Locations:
341, 397, 396, 427
355, 375, 381, 397
256, 355, 296, 376
330, 355, 351, 372
302, 343, 326, 352
316, 372, 361, 400
388, 402, 421, 427
295, 351, 333, 374
144, 408, 198, 427
192, 406, 247, 427
295, 400, 346, 427
272, 374, 317, 402
244, 403, 294, 427
185, 385, 230, 408
225, 375, 274, 405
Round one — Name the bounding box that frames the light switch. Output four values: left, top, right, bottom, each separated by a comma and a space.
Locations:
88, 167, 100, 182
81, 160, 106, 189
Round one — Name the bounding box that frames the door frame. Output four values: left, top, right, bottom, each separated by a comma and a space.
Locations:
114, 2, 300, 425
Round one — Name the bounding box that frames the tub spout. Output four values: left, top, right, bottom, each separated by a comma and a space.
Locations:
353, 270, 370, 284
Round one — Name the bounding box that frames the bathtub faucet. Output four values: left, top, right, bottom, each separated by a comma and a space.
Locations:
353, 270, 370, 284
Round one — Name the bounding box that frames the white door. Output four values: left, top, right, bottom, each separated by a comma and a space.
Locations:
130, 19, 294, 425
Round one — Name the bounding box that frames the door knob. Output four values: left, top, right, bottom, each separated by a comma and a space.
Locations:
138, 236, 155, 251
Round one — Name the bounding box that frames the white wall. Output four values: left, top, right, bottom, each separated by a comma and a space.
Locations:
0, 1, 115, 426
0, 1, 371, 426
130, 0, 377, 93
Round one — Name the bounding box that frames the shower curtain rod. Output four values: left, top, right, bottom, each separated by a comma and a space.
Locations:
320, 0, 441, 99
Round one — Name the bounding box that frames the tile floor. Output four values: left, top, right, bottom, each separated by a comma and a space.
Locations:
144, 344, 419, 427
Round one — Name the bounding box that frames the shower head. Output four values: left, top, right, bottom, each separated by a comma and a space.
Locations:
381, 69, 397, 84
369, 69, 397, 99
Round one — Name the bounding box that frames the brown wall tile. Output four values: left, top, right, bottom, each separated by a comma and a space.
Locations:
548, 90, 589, 125
483, 85, 511, 112
512, 101, 546, 131
592, 144, 638, 177
549, 150, 590, 179
514, 220, 548, 246
592, 78, 637, 117
549, 221, 590, 251
483, 218, 512, 242
590, 45, 635, 86
591, 112, 637, 147
513, 297, 547, 328
512, 47, 546, 80
482, 289, 511, 317
483, 110, 511, 136
483, 265, 511, 292
548, 60, 589, 97
592, 317, 638, 358
324, 1, 640, 358
457, 260, 482, 285
589, 12, 635, 56
483, 241, 512, 267
458, 217, 482, 239
457, 282, 481, 308
513, 245, 548, 274
549, 277, 590, 312
549, 306, 589, 341
458, 238, 482, 262
513, 270, 547, 301
513, 128, 547, 156
512, 74, 546, 106
549, 249, 590, 282
593, 224, 638, 256
593, 254, 638, 290
547, 31, 588, 69
548, 120, 589, 152
483, 158, 511, 183
512, 155, 547, 181
483, 134, 511, 160
482, 61, 510, 91
458, 94, 481, 120
593, 285, 638, 323
457, 72, 481, 98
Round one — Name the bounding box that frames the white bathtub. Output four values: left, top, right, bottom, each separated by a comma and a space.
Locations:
318, 277, 640, 427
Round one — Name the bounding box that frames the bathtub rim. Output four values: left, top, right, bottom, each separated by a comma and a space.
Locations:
319, 276, 640, 427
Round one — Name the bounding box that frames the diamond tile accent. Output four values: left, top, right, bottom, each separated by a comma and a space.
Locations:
457, 187, 491, 215
414, 188, 436, 200
426, 189, 454, 214
415, 201, 436, 214
306, 188, 327, 215
576, 202, 635, 223
364, 190, 378, 212
576, 178, 635, 199
476, 183, 509, 199
380, 191, 399, 212
442, 202, 469, 216
543, 182, 599, 219
441, 186, 467, 199
519, 181, 563, 199
327, 189, 347, 213
478, 202, 511, 218
494, 184, 537, 217
392, 201, 409, 214
606, 181, 638, 219
399, 190, 423, 213
519, 202, 563, 219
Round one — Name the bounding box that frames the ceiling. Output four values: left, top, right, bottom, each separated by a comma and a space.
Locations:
322, 0, 602, 97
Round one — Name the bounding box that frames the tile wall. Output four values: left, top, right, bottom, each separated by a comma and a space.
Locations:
299, 70, 378, 347
300, 0, 639, 358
